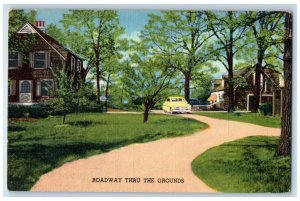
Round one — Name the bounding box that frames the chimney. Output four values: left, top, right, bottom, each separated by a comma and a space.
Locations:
35, 21, 46, 32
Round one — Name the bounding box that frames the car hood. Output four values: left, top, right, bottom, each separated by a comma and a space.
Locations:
171, 102, 191, 107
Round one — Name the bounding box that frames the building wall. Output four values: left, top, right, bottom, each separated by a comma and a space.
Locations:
8, 33, 83, 103
223, 68, 281, 112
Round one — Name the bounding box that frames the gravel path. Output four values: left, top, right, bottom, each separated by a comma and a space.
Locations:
31, 113, 280, 192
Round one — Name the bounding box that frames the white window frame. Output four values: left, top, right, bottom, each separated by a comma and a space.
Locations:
32, 51, 48, 69
40, 79, 53, 97
77, 60, 81, 72
19, 80, 32, 93
9, 51, 21, 69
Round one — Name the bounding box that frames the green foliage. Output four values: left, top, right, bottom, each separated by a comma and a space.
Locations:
122, 47, 179, 121
9, 10, 36, 36
59, 10, 125, 101
8, 113, 207, 190
50, 69, 100, 123
259, 103, 273, 116
192, 136, 290, 192
197, 112, 281, 128
141, 11, 216, 99
45, 23, 67, 46
8, 104, 48, 119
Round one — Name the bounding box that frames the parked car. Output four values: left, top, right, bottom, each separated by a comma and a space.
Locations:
162, 96, 192, 114
188, 98, 201, 106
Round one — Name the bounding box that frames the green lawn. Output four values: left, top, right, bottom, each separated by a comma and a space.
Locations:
191, 136, 291, 193
196, 112, 281, 128
8, 113, 207, 191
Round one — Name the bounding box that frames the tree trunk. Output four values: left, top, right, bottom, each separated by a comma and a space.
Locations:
143, 106, 150, 123
120, 84, 124, 105
276, 12, 292, 156
227, 27, 235, 112
252, 64, 262, 113
184, 72, 191, 101
96, 62, 101, 104
105, 72, 111, 110
227, 71, 235, 112
63, 113, 66, 124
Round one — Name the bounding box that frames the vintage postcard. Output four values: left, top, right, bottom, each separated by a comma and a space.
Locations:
6, 8, 292, 193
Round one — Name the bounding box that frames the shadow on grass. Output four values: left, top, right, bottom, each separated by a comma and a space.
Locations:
8, 125, 26, 132
7, 130, 185, 191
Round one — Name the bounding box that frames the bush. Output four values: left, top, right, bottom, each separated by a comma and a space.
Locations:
27, 104, 49, 118
8, 104, 49, 118
259, 103, 273, 116
8, 105, 27, 118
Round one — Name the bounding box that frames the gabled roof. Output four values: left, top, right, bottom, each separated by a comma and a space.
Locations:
17, 22, 83, 61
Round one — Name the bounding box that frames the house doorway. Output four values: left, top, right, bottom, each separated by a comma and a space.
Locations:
19, 80, 32, 103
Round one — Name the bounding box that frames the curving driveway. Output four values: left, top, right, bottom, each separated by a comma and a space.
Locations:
31, 113, 280, 192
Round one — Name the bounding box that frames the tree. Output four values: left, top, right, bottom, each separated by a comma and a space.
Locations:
205, 11, 249, 111
122, 45, 178, 122
245, 11, 284, 112
276, 13, 292, 156
60, 10, 124, 104
50, 69, 79, 124
9, 9, 36, 36
141, 11, 214, 101
46, 23, 67, 46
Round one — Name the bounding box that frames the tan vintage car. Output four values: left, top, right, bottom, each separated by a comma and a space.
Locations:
162, 96, 192, 114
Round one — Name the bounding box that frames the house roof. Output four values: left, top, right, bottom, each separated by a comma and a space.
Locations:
17, 22, 83, 61
212, 79, 224, 92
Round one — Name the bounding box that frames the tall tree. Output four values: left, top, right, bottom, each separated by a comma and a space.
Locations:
61, 10, 124, 104
141, 11, 214, 101
46, 23, 67, 46
206, 11, 249, 111
277, 13, 292, 156
245, 11, 284, 112
122, 43, 178, 122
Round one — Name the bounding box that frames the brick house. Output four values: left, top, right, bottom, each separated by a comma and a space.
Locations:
221, 66, 284, 116
8, 21, 86, 104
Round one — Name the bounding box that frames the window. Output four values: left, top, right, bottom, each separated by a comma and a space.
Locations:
34, 52, 46, 68
71, 56, 75, 71
41, 80, 53, 97
9, 52, 19, 67
20, 81, 31, 93
77, 60, 81, 72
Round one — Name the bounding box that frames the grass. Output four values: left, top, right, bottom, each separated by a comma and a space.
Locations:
196, 112, 281, 128
191, 136, 291, 193
8, 113, 207, 191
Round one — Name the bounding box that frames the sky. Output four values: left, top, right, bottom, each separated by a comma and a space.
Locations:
33, 9, 227, 79
35, 9, 158, 38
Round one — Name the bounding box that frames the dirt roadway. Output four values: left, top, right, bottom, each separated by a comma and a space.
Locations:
31, 113, 280, 192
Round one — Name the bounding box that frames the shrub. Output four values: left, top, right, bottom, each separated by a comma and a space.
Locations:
27, 104, 49, 118
8, 105, 27, 118
8, 104, 49, 119
259, 103, 273, 116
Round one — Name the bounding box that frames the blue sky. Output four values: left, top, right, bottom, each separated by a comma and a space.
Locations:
35, 9, 158, 36
34, 9, 227, 78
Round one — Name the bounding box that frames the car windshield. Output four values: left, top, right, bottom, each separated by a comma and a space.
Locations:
170, 98, 185, 102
